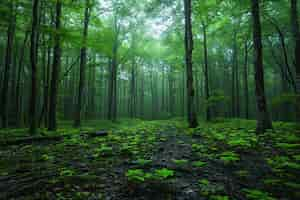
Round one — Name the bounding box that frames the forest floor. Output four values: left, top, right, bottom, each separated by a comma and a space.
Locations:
0, 119, 299, 200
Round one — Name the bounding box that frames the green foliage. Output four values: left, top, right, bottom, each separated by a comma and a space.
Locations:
218, 151, 240, 164
126, 169, 149, 182
95, 144, 113, 157
136, 158, 152, 166
267, 156, 300, 171
153, 168, 175, 180
276, 143, 300, 150
192, 144, 207, 152
242, 189, 275, 200
41, 154, 54, 161
198, 179, 225, 196
192, 161, 207, 168
209, 195, 229, 200
59, 168, 76, 177
204, 92, 229, 109
172, 159, 188, 166
125, 168, 174, 183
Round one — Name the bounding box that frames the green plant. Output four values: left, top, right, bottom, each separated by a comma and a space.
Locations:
136, 158, 152, 166
172, 159, 188, 165
198, 179, 225, 196
263, 179, 281, 187
242, 189, 275, 200
267, 156, 300, 170
153, 168, 175, 180
218, 151, 239, 164
209, 195, 229, 200
276, 143, 300, 150
192, 161, 206, 168
59, 168, 75, 177
126, 169, 149, 182
96, 144, 113, 157
227, 138, 251, 149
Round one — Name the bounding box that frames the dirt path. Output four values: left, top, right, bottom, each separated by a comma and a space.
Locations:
1, 123, 298, 200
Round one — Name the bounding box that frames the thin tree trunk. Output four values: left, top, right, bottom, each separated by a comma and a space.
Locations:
1, 0, 16, 128
29, 0, 40, 134
291, 0, 300, 123
184, 0, 198, 128
140, 72, 145, 118
161, 66, 165, 112
74, 0, 90, 127
202, 23, 211, 121
244, 40, 249, 119
16, 30, 29, 127
251, 0, 272, 133
107, 58, 113, 120
48, 0, 62, 131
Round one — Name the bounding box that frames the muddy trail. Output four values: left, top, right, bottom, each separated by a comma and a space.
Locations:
0, 122, 299, 200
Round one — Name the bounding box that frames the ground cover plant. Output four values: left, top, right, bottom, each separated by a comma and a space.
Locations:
0, 119, 299, 199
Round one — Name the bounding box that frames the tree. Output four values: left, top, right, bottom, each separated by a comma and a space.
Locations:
290, 0, 300, 123
184, 0, 198, 128
0, 0, 16, 128
48, 0, 62, 131
250, 0, 272, 132
29, 0, 40, 134
243, 39, 250, 119
74, 0, 91, 127
202, 22, 211, 121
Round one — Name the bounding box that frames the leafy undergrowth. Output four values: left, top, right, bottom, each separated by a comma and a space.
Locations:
0, 119, 299, 200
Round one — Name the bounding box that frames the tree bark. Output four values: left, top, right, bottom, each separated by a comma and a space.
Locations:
184, 0, 198, 128
251, 0, 272, 133
29, 0, 40, 134
202, 23, 211, 121
244, 40, 249, 119
1, 0, 16, 128
74, 0, 90, 127
16, 30, 30, 127
291, 0, 300, 123
48, 0, 62, 131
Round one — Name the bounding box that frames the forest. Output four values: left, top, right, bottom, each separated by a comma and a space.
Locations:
0, 0, 299, 199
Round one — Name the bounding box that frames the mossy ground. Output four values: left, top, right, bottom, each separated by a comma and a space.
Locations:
0, 119, 299, 200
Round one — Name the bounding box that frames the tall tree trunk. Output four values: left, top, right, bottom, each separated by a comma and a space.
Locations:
130, 59, 136, 118
234, 35, 240, 118
244, 40, 249, 119
1, 0, 16, 128
251, 0, 272, 133
16, 30, 29, 127
161, 66, 165, 112
48, 0, 62, 131
202, 23, 211, 121
291, 0, 300, 123
74, 0, 90, 127
184, 0, 198, 128
140, 72, 145, 118
231, 30, 237, 118
168, 67, 175, 115
44, 37, 52, 126
29, 0, 40, 134
107, 58, 113, 120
